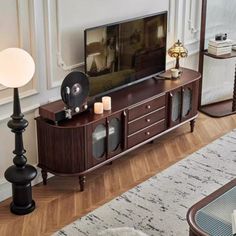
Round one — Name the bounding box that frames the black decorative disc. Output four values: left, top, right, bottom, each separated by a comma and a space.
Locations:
61, 71, 89, 108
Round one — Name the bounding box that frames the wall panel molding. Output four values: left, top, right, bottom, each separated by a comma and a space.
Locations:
0, 103, 40, 122
182, 0, 201, 54
0, 0, 40, 105
44, 0, 84, 89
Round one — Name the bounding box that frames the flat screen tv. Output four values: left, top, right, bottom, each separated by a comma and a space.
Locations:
85, 11, 167, 97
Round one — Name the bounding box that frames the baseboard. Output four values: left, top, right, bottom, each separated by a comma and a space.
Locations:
0, 165, 53, 202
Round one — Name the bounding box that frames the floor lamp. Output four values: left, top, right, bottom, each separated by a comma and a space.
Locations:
0, 48, 37, 215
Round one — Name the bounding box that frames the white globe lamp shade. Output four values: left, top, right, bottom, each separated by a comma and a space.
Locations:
0, 48, 35, 88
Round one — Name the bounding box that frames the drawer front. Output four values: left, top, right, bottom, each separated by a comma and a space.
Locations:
128, 107, 165, 135
128, 95, 165, 121
127, 119, 166, 148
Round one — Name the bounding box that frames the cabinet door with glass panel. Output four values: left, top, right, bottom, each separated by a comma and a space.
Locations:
86, 111, 125, 169
168, 81, 198, 128
181, 82, 198, 122
168, 87, 182, 128
107, 111, 124, 159
86, 118, 107, 168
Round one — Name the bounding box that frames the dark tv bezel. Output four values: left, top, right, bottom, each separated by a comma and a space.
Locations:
84, 11, 168, 99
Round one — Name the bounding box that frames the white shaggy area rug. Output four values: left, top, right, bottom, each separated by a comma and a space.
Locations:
54, 130, 236, 236
97, 227, 148, 236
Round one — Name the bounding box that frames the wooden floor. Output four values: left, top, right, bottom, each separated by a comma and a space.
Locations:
0, 113, 236, 236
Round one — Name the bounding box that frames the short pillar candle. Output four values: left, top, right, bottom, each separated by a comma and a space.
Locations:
94, 102, 103, 114
102, 96, 111, 111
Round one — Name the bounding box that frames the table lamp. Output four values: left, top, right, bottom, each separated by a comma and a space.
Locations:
168, 40, 188, 69
0, 48, 37, 215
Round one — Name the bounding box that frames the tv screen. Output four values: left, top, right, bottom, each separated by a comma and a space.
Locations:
85, 12, 167, 97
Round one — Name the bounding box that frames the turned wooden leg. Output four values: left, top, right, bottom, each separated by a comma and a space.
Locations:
79, 175, 86, 192
190, 119, 196, 133
41, 169, 48, 185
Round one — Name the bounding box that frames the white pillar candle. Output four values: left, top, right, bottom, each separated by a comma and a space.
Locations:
94, 102, 103, 114
102, 96, 111, 111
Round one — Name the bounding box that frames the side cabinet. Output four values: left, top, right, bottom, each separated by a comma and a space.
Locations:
168, 81, 199, 128
86, 111, 125, 169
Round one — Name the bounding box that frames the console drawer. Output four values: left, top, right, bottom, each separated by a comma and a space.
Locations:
128, 107, 165, 135
128, 94, 165, 121
127, 119, 166, 148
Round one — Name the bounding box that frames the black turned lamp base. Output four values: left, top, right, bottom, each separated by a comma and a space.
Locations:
4, 88, 38, 215
5, 164, 37, 215
10, 200, 35, 215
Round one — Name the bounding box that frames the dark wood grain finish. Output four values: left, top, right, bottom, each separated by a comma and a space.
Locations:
198, 0, 207, 107
128, 94, 165, 121
39, 68, 201, 127
39, 100, 65, 122
86, 118, 107, 169
200, 99, 236, 118
128, 106, 165, 135
36, 68, 201, 190
36, 118, 85, 174
127, 119, 166, 148
187, 179, 236, 236
232, 65, 236, 111
168, 80, 199, 128
107, 111, 125, 159
86, 111, 125, 169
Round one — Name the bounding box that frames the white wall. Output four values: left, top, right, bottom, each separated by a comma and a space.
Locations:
0, 0, 201, 201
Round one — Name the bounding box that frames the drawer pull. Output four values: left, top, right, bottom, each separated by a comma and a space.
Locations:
146, 105, 151, 109
146, 131, 150, 136
146, 118, 151, 123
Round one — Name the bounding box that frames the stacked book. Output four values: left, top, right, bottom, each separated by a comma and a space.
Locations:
208, 39, 233, 56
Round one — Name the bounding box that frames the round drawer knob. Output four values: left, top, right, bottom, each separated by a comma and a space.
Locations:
146, 118, 151, 122
75, 107, 80, 113
146, 105, 151, 109
146, 131, 150, 136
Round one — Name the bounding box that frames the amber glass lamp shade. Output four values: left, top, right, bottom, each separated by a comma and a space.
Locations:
168, 40, 188, 69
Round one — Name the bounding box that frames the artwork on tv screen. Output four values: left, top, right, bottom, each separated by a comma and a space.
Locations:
85, 12, 167, 97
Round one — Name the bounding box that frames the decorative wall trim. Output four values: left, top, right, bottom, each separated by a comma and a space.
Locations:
0, 0, 39, 105
167, 0, 178, 47
0, 85, 6, 91
0, 103, 40, 122
179, 0, 201, 57
188, 0, 198, 34
55, 1, 84, 71
44, 0, 84, 89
